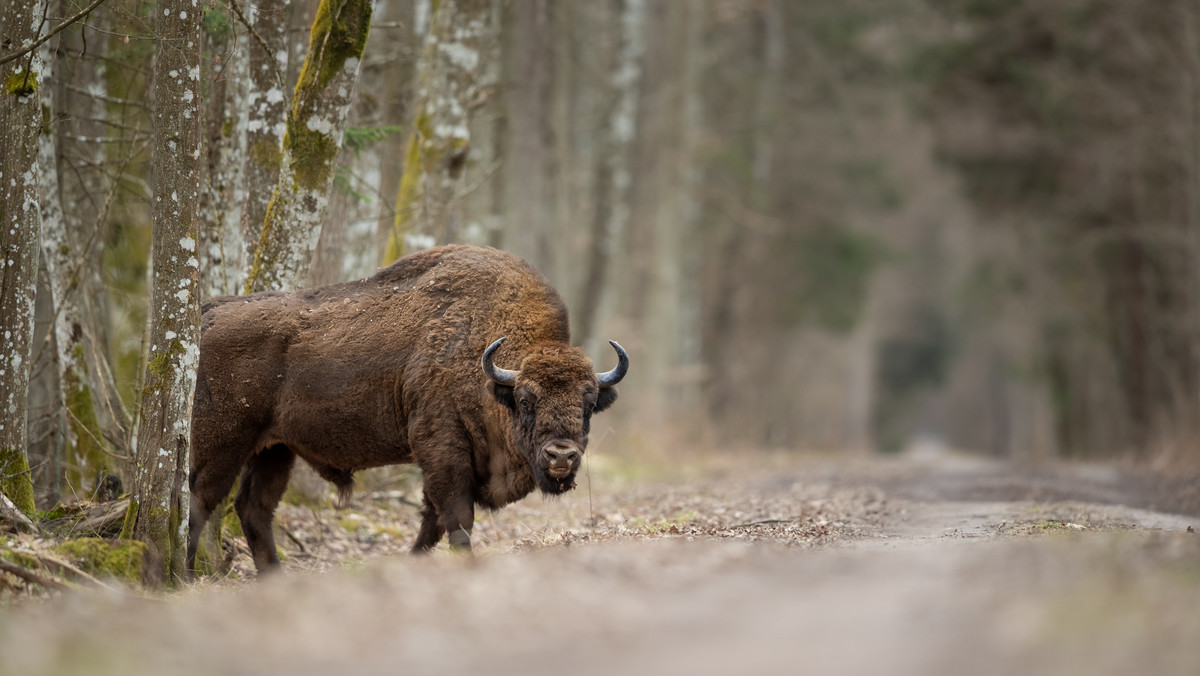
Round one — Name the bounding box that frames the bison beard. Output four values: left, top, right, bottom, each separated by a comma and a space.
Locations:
186, 245, 627, 575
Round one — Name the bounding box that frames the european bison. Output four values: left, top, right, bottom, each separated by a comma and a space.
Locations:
187, 245, 627, 573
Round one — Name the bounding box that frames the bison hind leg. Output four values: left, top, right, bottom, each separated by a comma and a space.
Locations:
188, 461, 244, 578
234, 444, 296, 574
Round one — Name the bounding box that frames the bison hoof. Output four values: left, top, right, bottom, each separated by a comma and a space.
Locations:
448, 528, 472, 552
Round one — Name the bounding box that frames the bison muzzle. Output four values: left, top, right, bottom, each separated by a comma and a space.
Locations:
186, 245, 628, 575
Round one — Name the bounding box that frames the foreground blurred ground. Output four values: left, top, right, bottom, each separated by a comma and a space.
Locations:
1, 450, 1198, 676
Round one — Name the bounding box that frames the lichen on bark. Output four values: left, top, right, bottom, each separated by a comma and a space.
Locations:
384, 0, 491, 262
244, 0, 375, 293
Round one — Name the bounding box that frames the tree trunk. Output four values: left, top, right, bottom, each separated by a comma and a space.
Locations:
199, 7, 250, 298
40, 2, 125, 499
125, 0, 203, 585
643, 0, 705, 421
576, 0, 644, 355
497, 0, 554, 274
241, 0, 292, 266
383, 0, 490, 261
0, 0, 48, 518
244, 0, 375, 293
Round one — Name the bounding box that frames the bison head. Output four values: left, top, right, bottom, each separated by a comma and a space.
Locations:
482, 337, 628, 495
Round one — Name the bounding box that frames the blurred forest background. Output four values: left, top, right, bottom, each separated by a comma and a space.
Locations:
6, 0, 1200, 514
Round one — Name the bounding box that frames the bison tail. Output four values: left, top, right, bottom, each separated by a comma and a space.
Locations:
335, 480, 354, 509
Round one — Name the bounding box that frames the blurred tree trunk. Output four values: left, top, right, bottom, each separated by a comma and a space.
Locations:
241, 0, 292, 266
126, 0, 203, 585
576, 0, 644, 356
199, 5, 249, 298
373, 0, 418, 251
0, 0, 48, 518
497, 0, 554, 273
383, 0, 490, 261
704, 0, 784, 431
460, 0, 502, 247
644, 0, 705, 420
244, 0, 375, 292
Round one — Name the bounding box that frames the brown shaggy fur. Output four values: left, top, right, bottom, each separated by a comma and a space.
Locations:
187, 245, 623, 574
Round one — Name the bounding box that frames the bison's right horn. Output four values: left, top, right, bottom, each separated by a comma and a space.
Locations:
597, 340, 629, 387
482, 337, 519, 386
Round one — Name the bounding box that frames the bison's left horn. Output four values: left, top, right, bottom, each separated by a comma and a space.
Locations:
482, 337, 519, 386
597, 340, 629, 387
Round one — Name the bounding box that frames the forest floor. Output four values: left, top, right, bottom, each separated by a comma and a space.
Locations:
1, 448, 1199, 676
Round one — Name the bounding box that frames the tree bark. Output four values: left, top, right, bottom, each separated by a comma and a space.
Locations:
497, 0, 553, 274
240, 0, 292, 266
125, 0, 203, 585
576, 0, 644, 355
383, 0, 490, 261
0, 0, 48, 518
39, 2, 125, 499
244, 0, 375, 293
199, 6, 250, 298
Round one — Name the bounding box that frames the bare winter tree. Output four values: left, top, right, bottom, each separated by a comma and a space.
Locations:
124, 0, 203, 584
575, 0, 645, 355
243, 0, 376, 293
0, 0, 48, 519
383, 0, 491, 261
39, 2, 126, 500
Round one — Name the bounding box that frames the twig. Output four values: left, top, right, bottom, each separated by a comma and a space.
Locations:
227, 0, 286, 87
0, 0, 112, 67
0, 559, 69, 591
33, 552, 120, 592
727, 519, 793, 529
0, 493, 40, 535
282, 527, 308, 554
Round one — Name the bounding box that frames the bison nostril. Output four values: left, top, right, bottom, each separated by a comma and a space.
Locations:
543, 446, 581, 468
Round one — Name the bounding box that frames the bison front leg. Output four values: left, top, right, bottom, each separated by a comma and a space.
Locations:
411, 464, 476, 554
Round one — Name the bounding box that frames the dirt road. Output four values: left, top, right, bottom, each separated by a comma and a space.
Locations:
1, 451, 1198, 676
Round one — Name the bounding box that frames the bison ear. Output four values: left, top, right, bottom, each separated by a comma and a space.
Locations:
489, 382, 517, 410
594, 387, 618, 414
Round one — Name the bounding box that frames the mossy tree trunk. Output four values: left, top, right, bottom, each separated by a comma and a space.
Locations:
39, 2, 125, 500
125, 0, 203, 586
240, 0, 291, 271
384, 0, 492, 262
575, 0, 645, 356
243, 0, 375, 293
0, 0, 48, 518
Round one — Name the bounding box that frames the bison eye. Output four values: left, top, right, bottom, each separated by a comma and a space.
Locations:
519, 397, 532, 412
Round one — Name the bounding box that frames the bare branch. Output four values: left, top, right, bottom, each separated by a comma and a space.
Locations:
0, 0, 111, 67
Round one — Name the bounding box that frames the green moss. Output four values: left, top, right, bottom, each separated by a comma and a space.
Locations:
118, 498, 138, 540
221, 504, 243, 538
0, 447, 36, 516
276, 0, 373, 193
147, 339, 185, 380
0, 548, 39, 569
384, 127, 426, 262
63, 345, 113, 492
338, 517, 365, 533
6, 70, 37, 97
283, 118, 339, 190
250, 139, 283, 173
300, 0, 374, 92
52, 538, 148, 584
